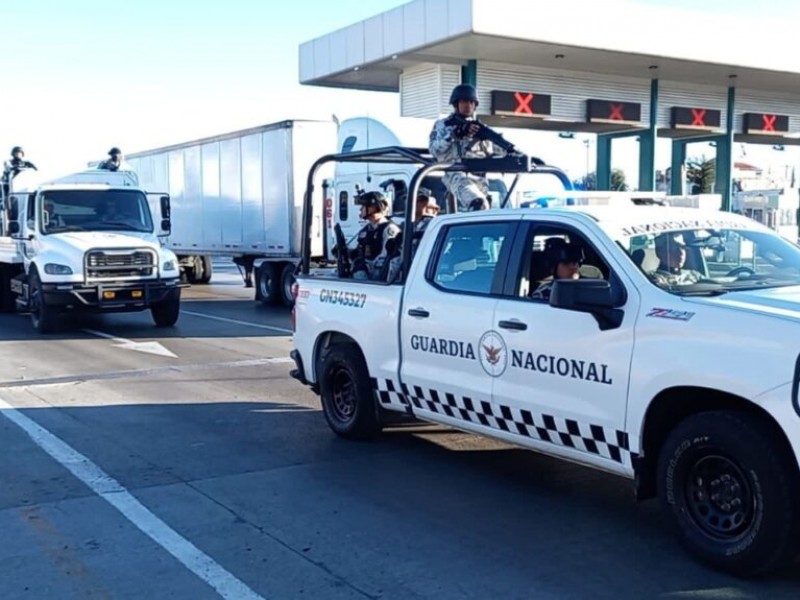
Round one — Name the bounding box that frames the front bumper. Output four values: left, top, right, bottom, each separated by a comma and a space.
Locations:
41, 278, 183, 312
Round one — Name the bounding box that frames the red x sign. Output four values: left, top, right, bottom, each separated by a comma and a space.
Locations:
691, 109, 707, 127
514, 92, 534, 115
762, 114, 777, 132
608, 104, 624, 120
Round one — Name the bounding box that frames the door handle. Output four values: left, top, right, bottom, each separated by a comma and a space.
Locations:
407, 308, 430, 318
498, 319, 527, 331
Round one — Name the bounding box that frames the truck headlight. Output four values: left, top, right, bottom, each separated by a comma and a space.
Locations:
44, 263, 73, 275
163, 260, 176, 271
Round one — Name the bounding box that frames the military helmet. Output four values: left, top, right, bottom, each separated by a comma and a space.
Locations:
544, 238, 584, 273
449, 84, 479, 107
358, 191, 388, 211
11, 146, 23, 156
108, 147, 122, 156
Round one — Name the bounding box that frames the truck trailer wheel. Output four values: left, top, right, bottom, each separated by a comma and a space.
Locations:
657, 410, 800, 576
198, 256, 213, 284
279, 263, 296, 307
151, 289, 181, 327
318, 344, 380, 439
256, 263, 279, 306
29, 271, 58, 334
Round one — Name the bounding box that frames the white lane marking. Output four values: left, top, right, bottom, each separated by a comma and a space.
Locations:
0, 357, 294, 389
82, 329, 178, 358
0, 396, 265, 600
180, 310, 293, 334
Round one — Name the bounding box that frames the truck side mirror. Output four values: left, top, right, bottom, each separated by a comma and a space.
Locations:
7, 222, 19, 235
160, 218, 171, 235
160, 195, 170, 219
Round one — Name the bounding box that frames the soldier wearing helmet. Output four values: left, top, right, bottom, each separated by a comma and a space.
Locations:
350, 190, 401, 280
429, 83, 504, 212
531, 238, 584, 300
650, 233, 702, 287
97, 147, 131, 172
3, 146, 37, 182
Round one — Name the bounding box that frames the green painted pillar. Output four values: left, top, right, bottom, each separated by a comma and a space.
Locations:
670, 140, 686, 195
461, 60, 477, 86
638, 79, 658, 191
715, 86, 736, 211
596, 135, 612, 190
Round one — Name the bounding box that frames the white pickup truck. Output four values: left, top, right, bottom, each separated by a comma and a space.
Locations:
291, 149, 800, 576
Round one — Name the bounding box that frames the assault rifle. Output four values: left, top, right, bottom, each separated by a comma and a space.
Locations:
333, 223, 352, 279
444, 113, 518, 154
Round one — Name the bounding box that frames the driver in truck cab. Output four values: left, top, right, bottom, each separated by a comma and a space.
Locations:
650, 233, 703, 286
531, 238, 583, 300
350, 191, 401, 280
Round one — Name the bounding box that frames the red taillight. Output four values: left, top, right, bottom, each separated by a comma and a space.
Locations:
291, 282, 299, 300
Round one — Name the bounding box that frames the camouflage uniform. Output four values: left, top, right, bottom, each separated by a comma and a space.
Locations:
351, 218, 402, 281
650, 267, 703, 287
429, 115, 499, 211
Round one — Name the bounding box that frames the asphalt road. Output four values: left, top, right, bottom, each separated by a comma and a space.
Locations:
0, 267, 798, 599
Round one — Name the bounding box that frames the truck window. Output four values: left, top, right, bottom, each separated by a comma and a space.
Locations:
522, 227, 610, 300
339, 191, 348, 221
430, 222, 514, 295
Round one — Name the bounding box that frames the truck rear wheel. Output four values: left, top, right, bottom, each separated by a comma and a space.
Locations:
318, 344, 380, 439
279, 263, 296, 307
151, 289, 181, 327
0, 266, 15, 313
657, 410, 800, 576
256, 263, 279, 306
29, 270, 58, 334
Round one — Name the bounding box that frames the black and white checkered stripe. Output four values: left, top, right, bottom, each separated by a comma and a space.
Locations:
372, 378, 635, 465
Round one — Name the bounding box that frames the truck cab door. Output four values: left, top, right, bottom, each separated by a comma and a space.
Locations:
399, 216, 521, 430
491, 220, 636, 474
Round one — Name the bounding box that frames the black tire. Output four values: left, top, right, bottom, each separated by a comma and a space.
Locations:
0, 266, 15, 313
256, 263, 279, 306
318, 344, 381, 439
657, 410, 800, 576
151, 289, 181, 327
29, 270, 58, 334
279, 263, 296, 307
198, 256, 213, 284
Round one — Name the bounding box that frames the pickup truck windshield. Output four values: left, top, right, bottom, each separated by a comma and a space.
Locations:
619, 226, 800, 294
41, 190, 153, 234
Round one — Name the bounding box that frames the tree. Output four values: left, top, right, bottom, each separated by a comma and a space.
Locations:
611, 168, 629, 191
686, 156, 716, 194
573, 169, 628, 191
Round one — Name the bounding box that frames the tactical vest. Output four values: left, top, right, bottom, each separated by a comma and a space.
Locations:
357, 221, 390, 260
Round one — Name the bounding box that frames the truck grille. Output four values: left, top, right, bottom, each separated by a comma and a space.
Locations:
86, 249, 156, 280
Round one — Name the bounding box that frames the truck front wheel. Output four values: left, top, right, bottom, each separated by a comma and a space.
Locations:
151, 289, 181, 327
29, 270, 58, 333
318, 344, 380, 439
657, 410, 800, 576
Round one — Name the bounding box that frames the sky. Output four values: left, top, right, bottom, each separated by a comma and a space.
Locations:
2, 0, 799, 185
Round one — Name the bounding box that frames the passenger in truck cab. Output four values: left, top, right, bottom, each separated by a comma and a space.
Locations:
530, 238, 583, 301
350, 191, 401, 281
43, 200, 65, 229
650, 233, 703, 286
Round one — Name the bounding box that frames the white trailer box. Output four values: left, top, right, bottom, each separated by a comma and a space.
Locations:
127, 120, 337, 305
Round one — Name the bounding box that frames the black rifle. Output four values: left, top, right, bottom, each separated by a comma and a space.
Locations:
444, 113, 518, 154
333, 223, 352, 278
